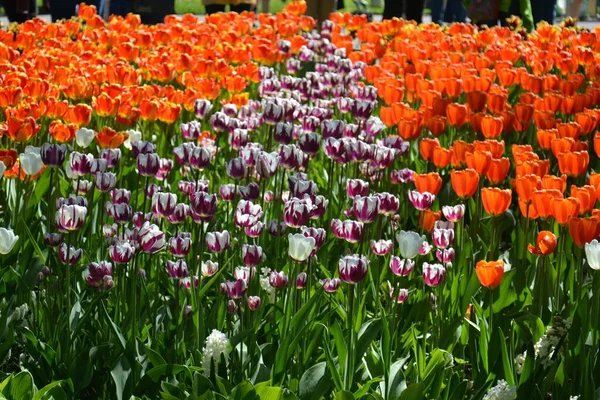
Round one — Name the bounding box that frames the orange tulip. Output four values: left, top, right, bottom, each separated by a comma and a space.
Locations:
569, 216, 600, 246
514, 103, 534, 125
594, 132, 600, 158
95, 127, 128, 149
481, 187, 512, 216
419, 209, 442, 233
398, 119, 422, 141
519, 199, 539, 219
515, 174, 542, 204
486, 158, 510, 184
467, 90, 487, 112
0, 117, 40, 143
556, 151, 589, 177
49, 121, 77, 143
413, 172, 443, 195
446, 103, 468, 127
470, 112, 484, 134
551, 197, 581, 225
480, 115, 503, 139
426, 115, 447, 136
536, 129, 557, 151
550, 137, 575, 158
532, 189, 563, 219
557, 122, 582, 140
515, 159, 550, 178
528, 231, 557, 256
432, 147, 453, 168
474, 140, 504, 159
487, 92, 507, 112
65, 104, 92, 127
94, 93, 121, 117
419, 138, 440, 161
571, 185, 597, 213
450, 169, 479, 199
475, 260, 505, 289
140, 99, 159, 122
575, 112, 596, 135
465, 150, 492, 175
0, 149, 18, 169
541, 174, 567, 193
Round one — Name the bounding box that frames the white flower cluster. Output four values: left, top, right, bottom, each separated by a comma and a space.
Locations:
202, 329, 230, 376
570, 396, 580, 400
10, 303, 29, 324
483, 379, 516, 400
260, 267, 276, 301
514, 317, 571, 373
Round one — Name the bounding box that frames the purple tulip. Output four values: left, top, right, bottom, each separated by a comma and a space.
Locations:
283, 198, 314, 228
245, 222, 265, 238
234, 200, 264, 228
166, 260, 189, 279
432, 228, 455, 249
374, 193, 399, 216
331, 219, 363, 243
263, 102, 284, 125
256, 152, 280, 179
279, 144, 303, 170
242, 244, 263, 267
365, 117, 385, 136
131, 141, 156, 157
296, 272, 307, 289
40, 143, 67, 167
86, 261, 113, 288
43, 233, 63, 247
58, 243, 83, 265
234, 266, 255, 282
239, 182, 260, 201
395, 288, 409, 304
222, 279, 247, 299
391, 168, 415, 184
155, 158, 173, 181
110, 203, 132, 224
189, 192, 218, 219
274, 122, 294, 144
310, 195, 329, 219
96, 172, 117, 193
389, 257, 414, 277
138, 222, 165, 254
322, 120, 345, 139
181, 120, 202, 140
436, 248, 455, 264
370, 239, 393, 256
100, 148, 121, 168
137, 153, 160, 177
353, 195, 380, 223
408, 190, 435, 211
419, 241, 434, 256
442, 205, 466, 222
57, 204, 87, 231
169, 233, 192, 258
227, 299, 238, 314
247, 296, 261, 310
102, 224, 118, 237
219, 184, 237, 201
301, 226, 326, 255
268, 219, 287, 236
210, 112, 229, 132
321, 277, 341, 293
151, 192, 177, 218
269, 270, 288, 289
168, 203, 189, 224
226, 157, 248, 180
201, 261, 219, 277
338, 254, 369, 284
194, 99, 213, 120
90, 158, 108, 174
346, 179, 369, 199
69, 152, 94, 176
350, 100, 375, 121
110, 188, 131, 204
174, 142, 195, 166
189, 146, 212, 170
109, 240, 135, 264
423, 263, 446, 287
205, 231, 231, 253
73, 180, 92, 195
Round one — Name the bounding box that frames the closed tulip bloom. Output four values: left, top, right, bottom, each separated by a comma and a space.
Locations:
194, 99, 213, 119
151, 192, 177, 218
226, 157, 248, 180
557, 151, 589, 177
391, 168, 415, 184
0, 227, 18, 254
57, 204, 87, 231
347, 179, 370, 198
75, 127, 95, 148
408, 190, 435, 211
481, 188, 512, 216
436, 248, 455, 263
166, 260, 189, 279
256, 152, 280, 179
475, 260, 505, 289
376, 193, 399, 215
20, 147, 44, 176
419, 138, 440, 161
515, 175, 542, 204
301, 227, 325, 255
247, 296, 262, 310
169, 233, 192, 258
189, 146, 212, 170
110, 203, 132, 224
190, 192, 218, 219
96, 172, 117, 192
137, 153, 160, 177
396, 230, 426, 259
486, 158, 510, 184
585, 239, 600, 270
110, 188, 131, 204
570, 217, 600, 247
202, 261, 219, 277
432, 228, 455, 249
480, 115, 504, 139
279, 144, 304, 170
450, 168, 479, 200
331, 219, 364, 243
238, 183, 260, 201
321, 278, 341, 293
296, 272, 308, 289
100, 149, 121, 168
338, 254, 369, 284
40, 143, 67, 167
371, 240, 393, 256
288, 233, 316, 262
413, 172, 443, 195
423, 263, 446, 287
227, 300, 238, 314
205, 231, 231, 253
269, 271, 289, 288
86, 261, 113, 288
283, 198, 314, 228
168, 204, 189, 224
389, 256, 414, 277
138, 222, 165, 254
222, 279, 247, 299
109, 240, 135, 264
528, 231, 557, 256
235, 200, 264, 228
58, 243, 83, 265
43, 232, 63, 247
465, 151, 493, 176
442, 205, 465, 222
219, 184, 237, 201
234, 266, 256, 282
353, 195, 380, 223
242, 244, 263, 267
551, 197, 581, 225
245, 222, 265, 238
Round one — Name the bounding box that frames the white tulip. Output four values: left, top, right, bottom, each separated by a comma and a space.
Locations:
585, 239, 600, 270
288, 233, 316, 262
19, 147, 43, 176
0, 161, 6, 179
396, 230, 425, 260
124, 129, 142, 150
0, 227, 19, 254
76, 127, 95, 148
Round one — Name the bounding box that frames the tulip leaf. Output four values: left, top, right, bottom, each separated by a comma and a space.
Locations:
398, 382, 424, 400
299, 362, 331, 400
0, 371, 34, 400
110, 355, 132, 400
498, 327, 515, 386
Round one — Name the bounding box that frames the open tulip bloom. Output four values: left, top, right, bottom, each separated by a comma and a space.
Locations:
1, 5, 600, 399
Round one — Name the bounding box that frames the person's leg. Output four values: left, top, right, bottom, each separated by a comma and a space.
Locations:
405, 0, 424, 22
454, 0, 467, 22
568, 0, 584, 17
383, 0, 404, 19
431, 0, 444, 23
231, 3, 253, 12
531, 0, 555, 23
49, 0, 78, 21
318, 0, 336, 22
260, 0, 269, 12
205, 4, 225, 14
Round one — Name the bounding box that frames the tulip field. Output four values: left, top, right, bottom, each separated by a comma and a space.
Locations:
2, 3, 600, 399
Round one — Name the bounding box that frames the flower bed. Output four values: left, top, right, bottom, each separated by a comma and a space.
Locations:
0, 3, 599, 399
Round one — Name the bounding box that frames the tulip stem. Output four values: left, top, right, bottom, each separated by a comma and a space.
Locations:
554, 227, 565, 312
344, 284, 355, 391
65, 231, 72, 358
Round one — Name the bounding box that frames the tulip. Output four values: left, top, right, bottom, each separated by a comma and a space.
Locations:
190, 192, 218, 219
96, 172, 117, 192
43, 232, 62, 247
110, 203, 132, 224
528, 231, 557, 256
219, 184, 237, 201
20, 147, 44, 176
296, 272, 308, 289
205, 231, 231, 253
376, 193, 399, 216
57, 204, 87, 231
338, 254, 369, 284
226, 157, 248, 180
274, 122, 294, 143
0, 228, 19, 254
109, 240, 135, 264
346, 179, 369, 198
58, 243, 83, 265
40, 143, 67, 167
201, 261, 219, 277
111, 189, 131, 204
585, 239, 600, 270
242, 244, 263, 267
269, 271, 289, 288
432, 228, 455, 249
391, 168, 415, 184
331, 219, 364, 243
100, 148, 121, 168
413, 173, 443, 196
138, 222, 165, 254
238, 183, 260, 201
168, 204, 189, 224
194, 99, 213, 119
442, 205, 466, 222
279, 144, 304, 170
227, 300, 238, 314
288, 233, 316, 262
450, 169, 479, 199
475, 260, 505, 289
396, 230, 426, 259
245, 222, 265, 238
481, 188, 512, 216
247, 296, 262, 310
371, 240, 393, 256
436, 248, 455, 263
75, 127, 95, 148
166, 260, 189, 279
395, 288, 409, 304
321, 278, 341, 293
169, 233, 192, 258
86, 261, 113, 288
283, 198, 314, 228
73, 180, 92, 195
408, 190, 435, 211
389, 256, 414, 277
137, 153, 160, 177
190, 146, 212, 170
234, 266, 255, 282
235, 200, 264, 228
256, 152, 280, 179
222, 279, 247, 299
423, 263, 446, 287
351, 195, 379, 223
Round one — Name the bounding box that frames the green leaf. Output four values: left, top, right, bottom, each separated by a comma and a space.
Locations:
143, 364, 192, 383
0, 372, 34, 400
398, 382, 424, 400
230, 381, 259, 400
498, 327, 515, 386
356, 319, 382, 365
69, 351, 93, 394
331, 322, 347, 370
110, 355, 132, 400
144, 345, 167, 367
299, 362, 331, 400
254, 382, 283, 400
102, 302, 126, 350
335, 390, 355, 400
387, 358, 409, 400
20, 219, 46, 264
69, 301, 82, 333
33, 381, 68, 400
